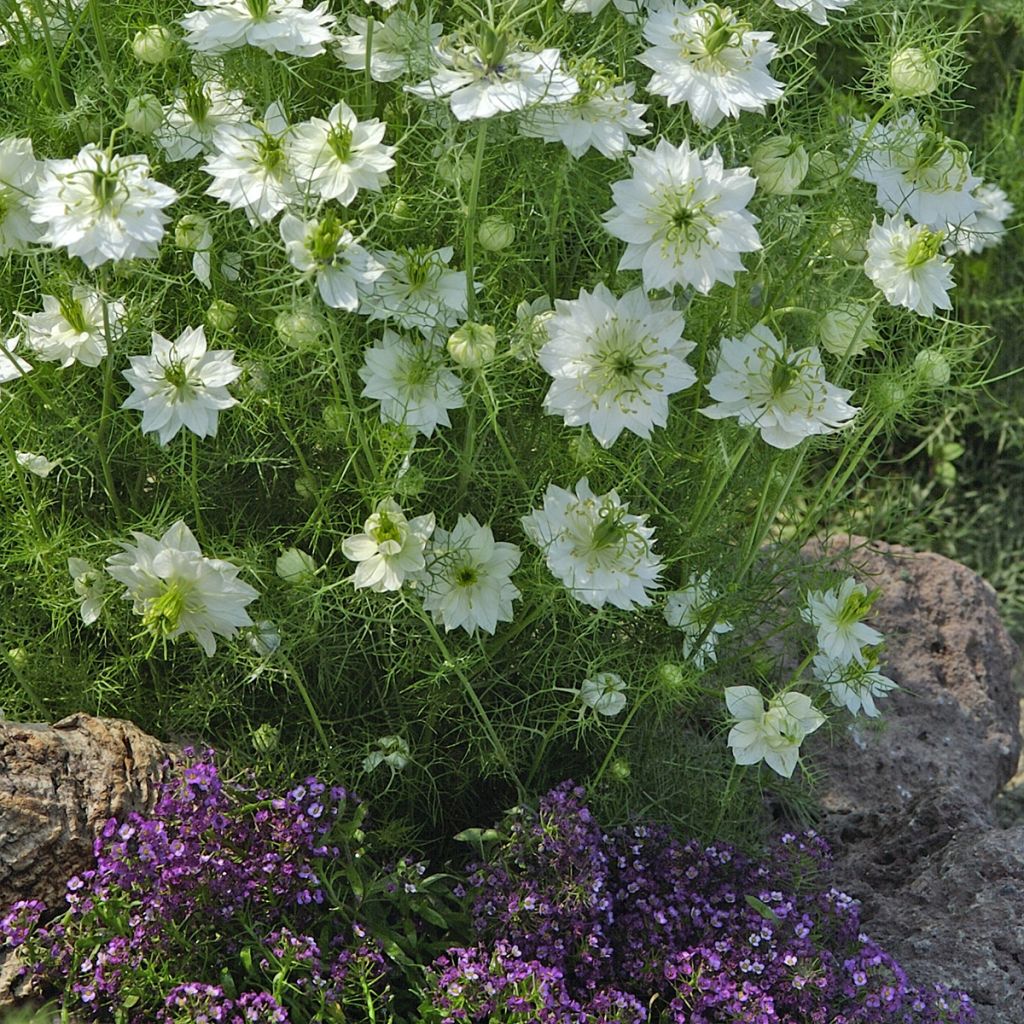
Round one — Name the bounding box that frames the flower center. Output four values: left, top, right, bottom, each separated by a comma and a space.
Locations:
258, 132, 286, 174
142, 581, 189, 635
308, 211, 346, 265
184, 81, 212, 125
658, 188, 712, 249
454, 564, 479, 587
91, 168, 122, 208
58, 296, 90, 335
245, 0, 271, 19
327, 123, 353, 163
163, 360, 195, 396
402, 248, 436, 291
905, 228, 943, 268
837, 588, 876, 628
372, 509, 404, 546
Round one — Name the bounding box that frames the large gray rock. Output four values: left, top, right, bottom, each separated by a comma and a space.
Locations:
803, 537, 1024, 1024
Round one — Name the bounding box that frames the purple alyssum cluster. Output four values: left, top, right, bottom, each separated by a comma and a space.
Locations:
428, 783, 974, 1024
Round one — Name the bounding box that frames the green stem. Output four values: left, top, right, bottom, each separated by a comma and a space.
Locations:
363, 15, 375, 117
0, 415, 47, 552
464, 120, 489, 318
28, 0, 71, 112
327, 318, 378, 484
280, 654, 344, 782
97, 287, 126, 524
88, 0, 115, 93
688, 432, 755, 536
190, 434, 207, 545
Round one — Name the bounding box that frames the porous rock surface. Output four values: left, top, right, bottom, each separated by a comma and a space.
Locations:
804, 536, 1024, 1024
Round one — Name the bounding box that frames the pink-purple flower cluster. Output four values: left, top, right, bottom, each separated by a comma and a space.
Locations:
429, 782, 974, 1024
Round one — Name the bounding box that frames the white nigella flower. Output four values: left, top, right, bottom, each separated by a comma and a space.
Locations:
519, 65, 649, 159
771, 0, 857, 25
342, 497, 435, 592
155, 80, 253, 162
638, 2, 783, 128
801, 576, 882, 667
538, 284, 697, 447
577, 671, 627, 716
121, 325, 241, 445
0, 0, 86, 47
725, 686, 825, 777
358, 329, 465, 437
68, 557, 105, 625
287, 102, 397, 206
863, 214, 954, 318
662, 571, 733, 668
204, 101, 300, 225
363, 734, 411, 772
700, 324, 859, 449
522, 477, 662, 611
0, 137, 42, 254
407, 35, 579, 121
420, 514, 521, 635
603, 138, 761, 294
945, 182, 1014, 255
181, 0, 335, 57
849, 113, 981, 231
0, 336, 32, 384
105, 520, 259, 656
279, 212, 384, 310
17, 287, 124, 368
15, 452, 59, 477
30, 145, 177, 269
811, 652, 896, 718
336, 10, 443, 83
361, 246, 473, 336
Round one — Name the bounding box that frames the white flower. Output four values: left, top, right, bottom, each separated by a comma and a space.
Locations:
105, 520, 258, 656
0, 0, 85, 47
725, 686, 824, 778
363, 734, 411, 772
0, 137, 42, 254
68, 557, 105, 625
181, 0, 335, 57
358, 329, 464, 437
420, 514, 521, 635
801, 576, 882, 667
155, 80, 253, 162
408, 39, 578, 121
945, 182, 1014, 255
276, 546, 317, 582
700, 325, 859, 449
287, 102, 396, 206
279, 212, 384, 310
335, 10, 443, 83
342, 498, 435, 592
849, 113, 981, 231
519, 76, 649, 159
30, 145, 177, 268
603, 138, 761, 294
638, 2, 783, 128
15, 452, 59, 477
811, 652, 896, 718
204, 102, 300, 225
539, 284, 696, 447
863, 214, 954, 318
121, 325, 241, 445
577, 672, 627, 716
361, 246, 473, 335
17, 287, 124, 368
662, 572, 733, 668
771, 0, 857, 25
522, 477, 662, 611
0, 336, 32, 384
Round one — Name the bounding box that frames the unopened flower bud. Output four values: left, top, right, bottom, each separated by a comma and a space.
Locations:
275, 305, 324, 350
875, 378, 908, 413
276, 547, 317, 583
750, 135, 808, 196
132, 24, 175, 65
294, 475, 317, 500
819, 301, 877, 358
436, 151, 474, 184
322, 402, 349, 432
251, 722, 280, 751
889, 47, 940, 98
828, 216, 867, 262
6, 647, 27, 669
125, 93, 163, 135
205, 299, 237, 333
914, 348, 951, 386
175, 213, 212, 252
608, 758, 631, 783
447, 321, 497, 369
477, 215, 516, 251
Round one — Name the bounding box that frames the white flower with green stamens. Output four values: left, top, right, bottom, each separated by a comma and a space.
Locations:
336, 10, 443, 83
105, 521, 258, 657
772, 0, 857, 25
864, 214, 954, 317
539, 284, 697, 448
0, 137, 42, 255
577, 672, 627, 716
30, 145, 177, 269
700, 324, 859, 449
181, 0, 335, 57
811, 651, 896, 717
358, 329, 464, 437
156, 79, 253, 162
18, 287, 124, 368
204, 102, 300, 225
663, 572, 733, 668
420, 515, 521, 635
121, 326, 241, 445
801, 576, 882, 667
287, 102, 397, 206
279, 212, 384, 310
725, 686, 825, 777
638, 2, 783, 128
522, 478, 662, 611
603, 138, 761, 294
68, 557, 105, 625
342, 498, 435, 592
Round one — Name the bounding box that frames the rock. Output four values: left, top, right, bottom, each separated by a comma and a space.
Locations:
802, 537, 1024, 1024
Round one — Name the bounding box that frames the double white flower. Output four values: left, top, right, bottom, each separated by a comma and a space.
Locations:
18, 287, 123, 368
342, 498, 435, 593
864, 215, 954, 318
725, 686, 824, 778
181, 0, 336, 57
